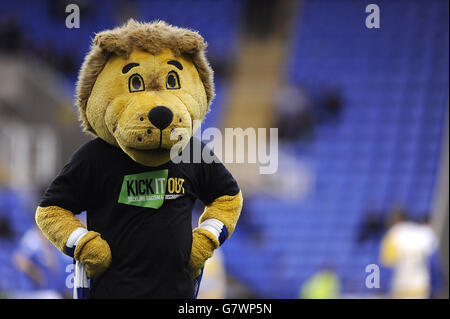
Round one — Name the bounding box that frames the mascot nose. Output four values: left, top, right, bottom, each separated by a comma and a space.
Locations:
148, 106, 173, 130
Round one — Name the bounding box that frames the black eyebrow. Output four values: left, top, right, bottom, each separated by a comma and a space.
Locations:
122, 62, 140, 74
167, 60, 183, 70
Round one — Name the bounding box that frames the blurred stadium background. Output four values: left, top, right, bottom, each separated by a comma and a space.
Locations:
0, 0, 448, 299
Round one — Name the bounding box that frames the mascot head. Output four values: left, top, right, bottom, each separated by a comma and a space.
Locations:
76, 19, 214, 166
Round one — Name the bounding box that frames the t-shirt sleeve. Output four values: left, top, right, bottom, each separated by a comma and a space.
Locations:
39, 144, 95, 214
195, 143, 240, 206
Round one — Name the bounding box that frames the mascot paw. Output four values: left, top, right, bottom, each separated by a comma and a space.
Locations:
74, 231, 112, 278
188, 228, 219, 278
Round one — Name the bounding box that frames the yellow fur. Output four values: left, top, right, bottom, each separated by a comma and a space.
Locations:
189, 191, 243, 277
189, 228, 219, 278
74, 231, 112, 278
77, 19, 214, 135
199, 191, 243, 238
35, 206, 86, 253
36, 206, 112, 278
86, 48, 208, 167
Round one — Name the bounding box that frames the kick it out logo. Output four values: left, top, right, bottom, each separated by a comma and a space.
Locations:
117, 170, 185, 209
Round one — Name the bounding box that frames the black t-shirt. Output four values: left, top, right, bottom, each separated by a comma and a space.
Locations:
39, 137, 239, 298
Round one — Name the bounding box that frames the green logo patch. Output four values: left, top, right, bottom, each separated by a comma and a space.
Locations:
118, 170, 168, 209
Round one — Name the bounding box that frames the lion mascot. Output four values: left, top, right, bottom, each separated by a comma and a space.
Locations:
35, 19, 243, 299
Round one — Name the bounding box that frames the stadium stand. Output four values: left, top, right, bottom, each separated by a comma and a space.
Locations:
222, 0, 449, 297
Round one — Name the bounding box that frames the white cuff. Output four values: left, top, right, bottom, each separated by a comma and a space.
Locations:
66, 227, 88, 257
199, 218, 228, 245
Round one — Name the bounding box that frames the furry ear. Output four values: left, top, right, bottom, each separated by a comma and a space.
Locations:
174, 32, 207, 55
93, 32, 129, 58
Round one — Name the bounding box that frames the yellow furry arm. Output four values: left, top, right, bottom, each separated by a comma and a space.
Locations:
35, 205, 112, 278
35, 205, 87, 254
189, 191, 243, 278
189, 228, 217, 278
199, 191, 243, 240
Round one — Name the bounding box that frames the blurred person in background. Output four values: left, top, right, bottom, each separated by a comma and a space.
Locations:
417, 215, 446, 298
299, 262, 340, 299
0, 15, 25, 53
0, 165, 15, 241
13, 224, 72, 299
380, 209, 443, 298
314, 89, 343, 124
275, 85, 314, 141
357, 211, 385, 243
275, 85, 344, 142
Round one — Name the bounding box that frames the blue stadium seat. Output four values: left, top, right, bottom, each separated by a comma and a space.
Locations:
223, 0, 449, 297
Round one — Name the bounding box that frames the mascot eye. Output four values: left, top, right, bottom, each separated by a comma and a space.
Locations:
128, 74, 145, 93
166, 71, 180, 89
